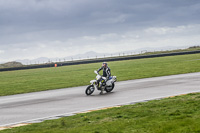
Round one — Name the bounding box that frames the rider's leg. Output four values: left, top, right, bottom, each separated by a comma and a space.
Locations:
100, 79, 105, 94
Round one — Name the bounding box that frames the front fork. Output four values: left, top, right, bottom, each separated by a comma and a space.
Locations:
92, 82, 102, 90
91, 79, 105, 91
92, 82, 98, 90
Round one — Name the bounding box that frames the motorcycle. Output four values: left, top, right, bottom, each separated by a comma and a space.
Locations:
85, 70, 117, 95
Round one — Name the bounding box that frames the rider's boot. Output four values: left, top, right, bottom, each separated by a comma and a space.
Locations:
100, 86, 104, 94
100, 90, 103, 95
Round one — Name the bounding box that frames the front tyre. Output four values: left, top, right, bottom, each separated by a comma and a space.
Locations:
105, 83, 115, 93
85, 85, 95, 95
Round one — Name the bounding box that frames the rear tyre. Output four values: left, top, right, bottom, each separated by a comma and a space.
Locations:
85, 85, 95, 95
105, 83, 115, 93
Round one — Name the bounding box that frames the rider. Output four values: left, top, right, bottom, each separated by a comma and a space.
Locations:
97, 62, 111, 93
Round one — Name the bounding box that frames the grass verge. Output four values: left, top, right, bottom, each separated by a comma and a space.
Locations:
0, 53, 200, 96
1, 93, 200, 133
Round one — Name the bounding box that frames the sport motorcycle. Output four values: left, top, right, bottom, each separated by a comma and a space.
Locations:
85, 70, 117, 95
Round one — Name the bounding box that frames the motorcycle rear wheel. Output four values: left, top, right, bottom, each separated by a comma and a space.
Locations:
85, 85, 95, 95
105, 83, 115, 93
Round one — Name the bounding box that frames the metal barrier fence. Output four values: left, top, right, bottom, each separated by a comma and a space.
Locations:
1, 50, 200, 72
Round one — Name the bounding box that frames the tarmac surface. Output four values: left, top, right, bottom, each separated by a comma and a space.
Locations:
0, 72, 200, 127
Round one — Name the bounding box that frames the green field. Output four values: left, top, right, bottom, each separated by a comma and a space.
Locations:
1, 93, 200, 133
0, 53, 200, 96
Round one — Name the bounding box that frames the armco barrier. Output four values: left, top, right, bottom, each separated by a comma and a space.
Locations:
1, 50, 200, 72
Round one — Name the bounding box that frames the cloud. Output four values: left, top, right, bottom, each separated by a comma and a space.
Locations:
0, 50, 4, 54
0, 0, 200, 62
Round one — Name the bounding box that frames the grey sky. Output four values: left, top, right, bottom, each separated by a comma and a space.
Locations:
0, 0, 200, 62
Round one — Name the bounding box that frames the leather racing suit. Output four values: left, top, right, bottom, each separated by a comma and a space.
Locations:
97, 66, 111, 82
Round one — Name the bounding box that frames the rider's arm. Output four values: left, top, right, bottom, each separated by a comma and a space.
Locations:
105, 68, 111, 81
97, 66, 103, 73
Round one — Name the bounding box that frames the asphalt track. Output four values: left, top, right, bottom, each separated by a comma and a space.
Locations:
0, 72, 200, 127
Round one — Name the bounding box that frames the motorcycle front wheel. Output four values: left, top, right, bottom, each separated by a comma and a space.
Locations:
85, 85, 95, 95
